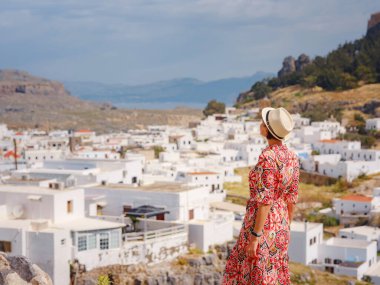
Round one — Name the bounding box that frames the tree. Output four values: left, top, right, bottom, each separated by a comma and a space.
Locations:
203, 100, 226, 117
153, 145, 165, 159
250, 81, 272, 100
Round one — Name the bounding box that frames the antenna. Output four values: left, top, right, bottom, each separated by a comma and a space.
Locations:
13, 138, 18, 170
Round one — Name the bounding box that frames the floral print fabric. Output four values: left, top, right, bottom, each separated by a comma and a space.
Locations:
222, 144, 300, 285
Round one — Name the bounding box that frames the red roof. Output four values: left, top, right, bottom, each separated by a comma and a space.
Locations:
76, 129, 93, 133
188, 171, 218, 175
340, 194, 373, 203
4, 150, 21, 159
319, 139, 340, 143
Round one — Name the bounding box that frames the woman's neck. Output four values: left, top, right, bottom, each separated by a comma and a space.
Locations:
267, 139, 283, 146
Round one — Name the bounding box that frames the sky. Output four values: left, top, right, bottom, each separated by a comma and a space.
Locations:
1, 0, 380, 85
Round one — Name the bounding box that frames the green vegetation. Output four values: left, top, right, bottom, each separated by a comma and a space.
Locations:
188, 247, 204, 255
337, 132, 377, 148
203, 100, 226, 117
307, 214, 339, 227
247, 24, 380, 101
153, 145, 165, 159
98, 275, 110, 285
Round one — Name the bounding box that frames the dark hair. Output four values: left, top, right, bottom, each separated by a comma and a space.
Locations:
262, 120, 277, 140
266, 129, 276, 140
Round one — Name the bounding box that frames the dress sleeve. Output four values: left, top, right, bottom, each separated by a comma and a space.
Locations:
284, 155, 300, 204
249, 153, 276, 205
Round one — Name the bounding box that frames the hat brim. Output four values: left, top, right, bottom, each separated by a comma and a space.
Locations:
261, 107, 290, 141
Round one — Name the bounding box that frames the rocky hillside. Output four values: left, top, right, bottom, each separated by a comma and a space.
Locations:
77, 242, 369, 285
0, 252, 52, 285
237, 12, 380, 111
237, 83, 380, 129
0, 70, 202, 133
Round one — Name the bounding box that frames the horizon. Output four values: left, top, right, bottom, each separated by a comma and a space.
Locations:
1, 1, 380, 85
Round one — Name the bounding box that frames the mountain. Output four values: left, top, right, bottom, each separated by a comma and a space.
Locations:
64, 72, 272, 109
0, 70, 202, 132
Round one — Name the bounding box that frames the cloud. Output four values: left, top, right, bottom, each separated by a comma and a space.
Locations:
0, 0, 379, 84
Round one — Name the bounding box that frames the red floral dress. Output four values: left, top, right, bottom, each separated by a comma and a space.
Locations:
222, 144, 300, 285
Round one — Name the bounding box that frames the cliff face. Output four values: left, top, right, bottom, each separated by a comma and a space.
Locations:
368, 12, 380, 31
277, 54, 311, 78
0, 70, 68, 97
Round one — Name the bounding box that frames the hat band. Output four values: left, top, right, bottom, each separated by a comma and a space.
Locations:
266, 111, 284, 140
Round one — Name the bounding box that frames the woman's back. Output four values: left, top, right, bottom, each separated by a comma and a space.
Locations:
223, 143, 300, 285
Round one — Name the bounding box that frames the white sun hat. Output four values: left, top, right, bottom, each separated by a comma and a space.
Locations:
261, 107, 295, 141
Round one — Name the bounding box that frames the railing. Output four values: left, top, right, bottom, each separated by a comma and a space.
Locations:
124, 224, 186, 242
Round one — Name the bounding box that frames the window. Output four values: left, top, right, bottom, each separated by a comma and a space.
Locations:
313, 237, 316, 243
110, 231, 120, 248
309, 239, 312, 246
0, 241, 12, 252
61, 239, 66, 246
67, 200, 73, 214
88, 234, 96, 250
78, 236, 87, 251
189, 209, 194, 220
99, 233, 109, 250
325, 258, 331, 264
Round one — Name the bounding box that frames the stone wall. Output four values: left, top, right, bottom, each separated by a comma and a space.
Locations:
300, 170, 337, 186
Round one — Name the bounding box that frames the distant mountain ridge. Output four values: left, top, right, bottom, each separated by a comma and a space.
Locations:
0, 69, 203, 132
64, 72, 272, 109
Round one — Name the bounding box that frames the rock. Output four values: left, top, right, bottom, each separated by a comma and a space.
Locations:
30, 264, 53, 285
299, 272, 311, 283
194, 273, 203, 285
0, 253, 10, 269
7, 256, 36, 282
0, 268, 13, 284
188, 258, 203, 268
5, 272, 29, 285
278, 56, 296, 78
83, 278, 97, 285
295, 54, 311, 72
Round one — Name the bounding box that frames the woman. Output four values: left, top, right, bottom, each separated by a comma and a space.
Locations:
222, 107, 300, 285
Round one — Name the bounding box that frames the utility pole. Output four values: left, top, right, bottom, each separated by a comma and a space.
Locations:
13, 138, 18, 170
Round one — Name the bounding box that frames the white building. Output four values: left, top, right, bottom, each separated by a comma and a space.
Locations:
311, 120, 346, 137
0, 184, 125, 285
339, 226, 380, 250
85, 182, 234, 252
333, 194, 378, 217
311, 238, 377, 280
288, 221, 323, 265
366, 118, 380, 131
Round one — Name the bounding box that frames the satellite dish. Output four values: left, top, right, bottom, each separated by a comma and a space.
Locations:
12, 205, 24, 219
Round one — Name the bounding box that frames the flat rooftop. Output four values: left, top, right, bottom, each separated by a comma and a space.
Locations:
0, 184, 80, 195
325, 237, 373, 249
340, 226, 380, 236
53, 217, 124, 231
290, 221, 322, 232
210, 201, 246, 214
0, 218, 124, 232
92, 182, 201, 193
